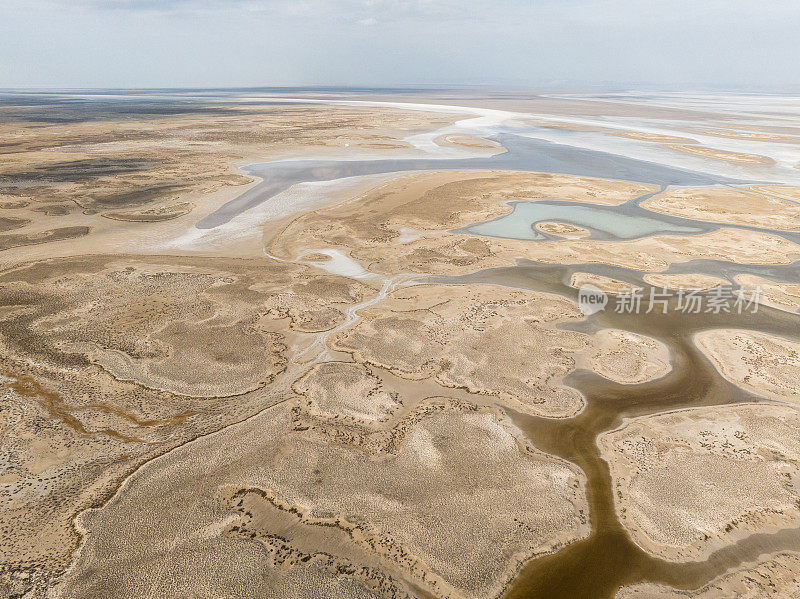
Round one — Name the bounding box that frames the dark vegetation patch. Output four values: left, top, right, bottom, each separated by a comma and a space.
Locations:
0, 217, 30, 232
0, 226, 90, 251
0, 95, 263, 124
32, 204, 73, 216
0, 158, 154, 185
87, 184, 187, 208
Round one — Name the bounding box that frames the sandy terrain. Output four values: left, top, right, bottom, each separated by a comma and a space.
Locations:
270, 169, 659, 258
0, 101, 457, 269
748, 184, 800, 203
5, 91, 800, 598
330, 283, 675, 418
569, 272, 642, 294
694, 329, 800, 404
535, 221, 591, 238
49, 400, 589, 599
641, 186, 800, 230
735, 273, 800, 313
617, 552, 800, 598
527, 120, 603, 132
434, 134, 505, 152
583, 329, 671, 384
375, 225, 800, 276
600, 404, 800, 561
699, 129, 793, 141
0, 98, 465, 594
668, 144, 775, 166
330, 283, 590, 418
615, 132, 697, 144
271, 170, 800, 277
642, 273, 728, 291
292, 361, 402, 422
521, 227, 800, 272
0, 253, 383, 592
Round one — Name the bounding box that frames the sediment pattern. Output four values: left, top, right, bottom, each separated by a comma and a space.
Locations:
5, 92, 800, 599
600, 404, 800, 561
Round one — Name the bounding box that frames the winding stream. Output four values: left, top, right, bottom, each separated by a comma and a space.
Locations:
432, 261, 800, 598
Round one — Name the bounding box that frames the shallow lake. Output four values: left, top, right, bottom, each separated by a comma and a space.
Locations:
466, 200, 705, 240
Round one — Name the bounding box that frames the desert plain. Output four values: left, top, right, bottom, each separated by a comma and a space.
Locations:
1, 88, 800, 599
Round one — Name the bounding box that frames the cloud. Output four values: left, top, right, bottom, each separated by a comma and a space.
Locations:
17, 0, 483, 19
1, 0, 798, 88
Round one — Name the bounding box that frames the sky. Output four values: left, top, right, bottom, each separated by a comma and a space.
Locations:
1, 0, 799, 90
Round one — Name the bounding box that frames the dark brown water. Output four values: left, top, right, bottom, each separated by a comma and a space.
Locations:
432, 263, 800, 599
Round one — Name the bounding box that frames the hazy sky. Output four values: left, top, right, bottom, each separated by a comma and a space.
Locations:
2, 0, 799, 90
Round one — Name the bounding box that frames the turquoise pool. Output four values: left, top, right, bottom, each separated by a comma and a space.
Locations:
465, 201, 704, 240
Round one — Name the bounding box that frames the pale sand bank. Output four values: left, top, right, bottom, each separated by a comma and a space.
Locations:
535, 221, 591, 238
641, 186, 800, 231
642, 273, 729, 291
600, 403, 800, 561
570, 272, 642, 295
616, 131, 698, 144
668, 144, 776, 166
694, 329, 800, 404
735, 273, 800, 314
434, 134, 506, 152
616, 551, 800, 598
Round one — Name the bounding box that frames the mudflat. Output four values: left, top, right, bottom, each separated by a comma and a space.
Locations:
4, 90, 800, 599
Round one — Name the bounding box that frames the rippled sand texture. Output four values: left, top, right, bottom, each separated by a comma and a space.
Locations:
600, 404, 800, 561
50, 401, 590, 599
694, 329, 800, 404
